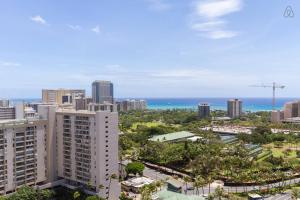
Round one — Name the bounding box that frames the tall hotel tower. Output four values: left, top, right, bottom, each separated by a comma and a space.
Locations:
92, 81, 114, 104
227, 99, 243, 118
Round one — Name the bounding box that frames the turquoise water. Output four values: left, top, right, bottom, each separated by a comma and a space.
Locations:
10, 97, 299, 112
143, 98, 298, 112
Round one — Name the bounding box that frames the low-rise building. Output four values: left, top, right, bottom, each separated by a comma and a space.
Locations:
149, 131, 201, 143
121, 177, 154, 193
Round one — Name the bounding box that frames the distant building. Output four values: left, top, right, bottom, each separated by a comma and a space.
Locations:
42, 89, 85, 104
117, 99, 147, 112
227, 99, 242, 118
0, 107, 15, 120
149, 131, 201, 143
0, 99, 9, 107
74, 96, 93, 110
271, 110, 284, 123
198, 103, 210, 119
283, 101, 300, 119
92, 80, 114, 104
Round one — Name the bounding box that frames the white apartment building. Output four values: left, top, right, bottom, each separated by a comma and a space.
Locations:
0, 119, 47, 195
55, 108, 120, 199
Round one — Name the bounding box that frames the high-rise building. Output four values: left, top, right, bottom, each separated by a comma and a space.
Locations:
55, 108, 120, 199
0, 107, 15, 120
227, 99, 242, 118
283, 100, 300, 119
198, 103, 210, 119
0, 99, 10, 107
271, 110, 284, 123
42, 89, 85, 104
92, 81, 114, 104
116, 99, 147, 112
0, 82, 120, 198
0, 119, 47, 195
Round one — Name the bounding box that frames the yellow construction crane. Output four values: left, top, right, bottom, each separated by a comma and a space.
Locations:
250, 82, 285, 110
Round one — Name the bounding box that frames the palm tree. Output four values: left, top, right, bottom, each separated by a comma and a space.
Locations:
214, 186, 225, 200
140, 185, 152, 200
194, 175, 206, 196
207, 174, 214, 194
183, 176, 191, 194
292, 188, 300, 200
107, 174, 118, 199
73, 191, 80, 200
155, 180, 164, 192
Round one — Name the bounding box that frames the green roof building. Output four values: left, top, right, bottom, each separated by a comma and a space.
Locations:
149, 131, 198, 143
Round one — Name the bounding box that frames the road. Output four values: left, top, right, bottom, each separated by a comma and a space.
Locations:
143, 165, 299, 199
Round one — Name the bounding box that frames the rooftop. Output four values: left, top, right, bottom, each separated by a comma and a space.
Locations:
149, 131, 195, 142
122, 177, 154, 188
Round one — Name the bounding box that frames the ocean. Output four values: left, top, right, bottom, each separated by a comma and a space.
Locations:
9, 97, 299, 112
145, 98, 298, 111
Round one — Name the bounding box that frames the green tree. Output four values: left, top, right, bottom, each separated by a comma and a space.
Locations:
125, 162, 145, 176
73, 191, 80, 200
292, 188, 300, 200
214, 186, 225, 200
119, 192, 133, 200
8, 186, 37, 200
85, 196, 104, 200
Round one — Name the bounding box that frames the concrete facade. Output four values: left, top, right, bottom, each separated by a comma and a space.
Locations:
0, 119, 47, 195
227, 99, 242, 118
42, 89, 85, 104
198, 103, 210, 119
92, 81, 114, 104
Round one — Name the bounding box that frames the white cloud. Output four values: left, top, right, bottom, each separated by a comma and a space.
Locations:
30, 15, 47, 25
206, 30, 238, 39
190, 0, 243, 39
191, 20, 225, 32
0, 61, 21, 67
68, 24, 82, 31
146, 0, 171, 11
196, 0, 242, 19
91, 25, 101, 34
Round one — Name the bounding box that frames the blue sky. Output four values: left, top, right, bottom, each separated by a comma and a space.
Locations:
0, 0, 299, 98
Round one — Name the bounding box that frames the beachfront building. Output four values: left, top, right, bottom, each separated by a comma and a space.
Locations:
198, 103, 210, 119
271, 110, 284, 123
117, 99, 147, 112
227, 99, 242, 118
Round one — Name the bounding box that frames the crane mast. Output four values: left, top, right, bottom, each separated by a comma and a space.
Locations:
250, 82, 285, 110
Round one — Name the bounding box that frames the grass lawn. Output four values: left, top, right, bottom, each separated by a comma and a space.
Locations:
263, 142, 300, 159
131, 121, 165, 130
